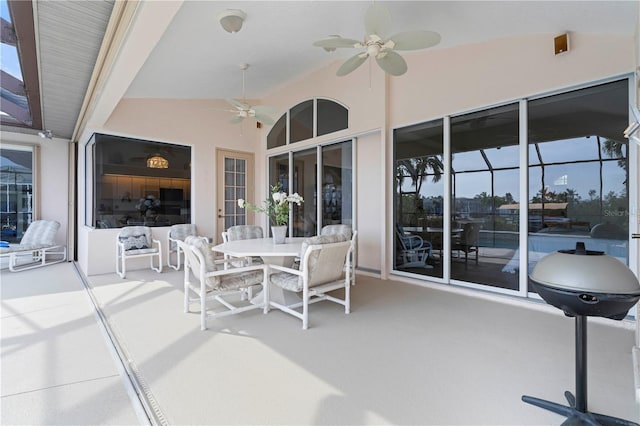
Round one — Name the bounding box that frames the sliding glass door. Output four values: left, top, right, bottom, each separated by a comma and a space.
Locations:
268, 140, 353, 238
450, 104, 520, 290
394, 120, 444, 278
527, 80, 629, 292
392, 77, 632, 298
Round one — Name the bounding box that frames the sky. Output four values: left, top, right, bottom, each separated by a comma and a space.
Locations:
0, 0, 22, 80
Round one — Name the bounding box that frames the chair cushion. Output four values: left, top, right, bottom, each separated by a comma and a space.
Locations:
20, 220, 60, 246
217, 270, 264, 291
169, 224, 197, 248
185, 235, 215, 270
299, 234, 348, 268
272, 234, 347, 291
119, 234, 149, 251
123, 247, 159, 255
320, 224, 352, 240
270, 271, 302, 292
185, 235, 263, 290
227, 225, 263, 241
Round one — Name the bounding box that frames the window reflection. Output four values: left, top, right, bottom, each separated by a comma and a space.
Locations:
322, 142, 353, 228
527, 80, 629, 293
90, 134, 191, 228
450, 103, 520, 290
394, 119, 444, 278
267, 115, 286, 149
267, 99, 348, 148
291, 149, 317, 236
290, 100, 314, 143
0, 147, 33, 242
393, 79, 631, 298
317, 99, 348, 136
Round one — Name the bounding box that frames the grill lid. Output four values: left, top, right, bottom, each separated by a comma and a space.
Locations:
530, 242, 640, 295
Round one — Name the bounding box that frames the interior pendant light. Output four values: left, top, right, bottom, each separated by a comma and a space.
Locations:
147, 154, 169, 169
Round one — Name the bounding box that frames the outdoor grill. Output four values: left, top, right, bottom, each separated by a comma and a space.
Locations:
522, 242, 640, 425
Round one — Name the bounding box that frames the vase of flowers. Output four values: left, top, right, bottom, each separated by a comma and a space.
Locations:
238, 183, 304, 244
135, 195, 161, 220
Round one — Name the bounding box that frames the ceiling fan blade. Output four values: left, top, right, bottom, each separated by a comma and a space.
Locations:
229, 115, 244, 124
226, 98, 249, 110
336, 53, 368, 76
313, 37, 361, 49
254, 113, 275, 125
252, 104, 277, 115
388, 30, 441, 51
376, 50, 408, 76
365, 3, 391, 37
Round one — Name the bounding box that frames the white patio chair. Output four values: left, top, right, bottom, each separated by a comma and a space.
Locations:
267, 234, 352, 329
180, 236, 266, 330
0, 220, 67, 272
115, 226, 162, 279
320, 224, 357, 284
223, 225, 264, 264
167, 224, 197, 270
222, 225, 264, 298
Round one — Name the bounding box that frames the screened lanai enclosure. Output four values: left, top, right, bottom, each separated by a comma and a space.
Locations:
394, 78, 630, 296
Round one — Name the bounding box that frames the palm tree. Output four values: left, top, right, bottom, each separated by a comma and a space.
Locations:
396, 155, 444, 197
396, 155, 444, 224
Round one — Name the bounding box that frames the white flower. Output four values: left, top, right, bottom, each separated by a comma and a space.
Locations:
288, 193, 304, 205
237, 199, 245, 208
272, 192, 287, 204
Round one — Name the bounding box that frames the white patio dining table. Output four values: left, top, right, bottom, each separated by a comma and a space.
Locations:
210, 237, 305, 306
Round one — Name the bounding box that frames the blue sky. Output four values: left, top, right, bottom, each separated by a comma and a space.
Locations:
1, 0, 23, 80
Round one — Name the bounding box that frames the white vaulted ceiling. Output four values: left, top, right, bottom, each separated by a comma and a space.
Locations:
24, 1, 640, 140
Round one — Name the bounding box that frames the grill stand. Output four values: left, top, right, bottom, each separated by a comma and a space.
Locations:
522, 315, 639, 426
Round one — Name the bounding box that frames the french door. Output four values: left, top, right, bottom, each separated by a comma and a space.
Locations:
216, 149, 254, 244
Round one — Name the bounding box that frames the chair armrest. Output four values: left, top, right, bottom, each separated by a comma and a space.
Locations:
268, 264, 303, 276
407, 235, 423, 244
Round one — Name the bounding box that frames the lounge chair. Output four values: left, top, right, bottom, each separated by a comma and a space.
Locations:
0, 220, 67, 272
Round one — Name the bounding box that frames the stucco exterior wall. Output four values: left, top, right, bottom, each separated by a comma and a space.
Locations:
76, 32, 637, 278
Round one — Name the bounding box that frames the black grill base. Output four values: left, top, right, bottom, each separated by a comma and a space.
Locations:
521, 315, 639, 426
522, 392, 638, 426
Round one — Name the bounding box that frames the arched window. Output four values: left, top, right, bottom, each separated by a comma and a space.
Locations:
267, 98, 348, 149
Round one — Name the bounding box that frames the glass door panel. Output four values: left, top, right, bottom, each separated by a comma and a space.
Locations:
527, 80, 629, 293
450, 103, 520, 290
0, 147, 33, 242
321, 141, 352, 228
393, 119, 444, 278
216, 150, 254, 242
292, 149, 317, 237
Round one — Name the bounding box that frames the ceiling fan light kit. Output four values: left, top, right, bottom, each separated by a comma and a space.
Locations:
313, 4, 441, 77
218, 9, 246, 33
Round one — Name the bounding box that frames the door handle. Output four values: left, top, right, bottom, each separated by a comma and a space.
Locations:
218, 215, 224, 218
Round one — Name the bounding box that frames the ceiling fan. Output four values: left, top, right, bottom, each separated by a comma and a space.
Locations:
313, 3, 441, 77
223, 63, 276, 125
